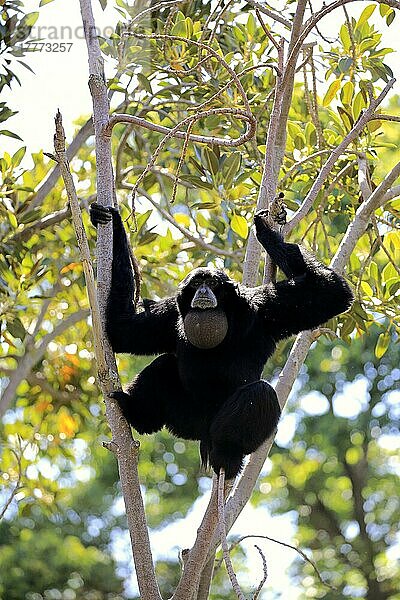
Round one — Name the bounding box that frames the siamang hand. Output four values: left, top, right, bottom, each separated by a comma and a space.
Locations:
254, 208, 273, 231
254, 208, 282, 234
254, 209, 285, 251
89, 202, 118, 228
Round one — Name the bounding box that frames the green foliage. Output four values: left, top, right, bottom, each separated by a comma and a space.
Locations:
0, 1, 42, 140
0, 445, 125, 599
1, 1, 400, 598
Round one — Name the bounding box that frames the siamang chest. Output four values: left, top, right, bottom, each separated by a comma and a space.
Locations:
183, 308, 228, 349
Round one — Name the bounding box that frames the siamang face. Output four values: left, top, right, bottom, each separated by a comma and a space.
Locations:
177, 267, 236, 316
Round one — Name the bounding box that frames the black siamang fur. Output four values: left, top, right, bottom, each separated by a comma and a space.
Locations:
90, 204, 353, 479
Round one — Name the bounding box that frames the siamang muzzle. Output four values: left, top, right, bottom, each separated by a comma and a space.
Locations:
191, 284, 218, 309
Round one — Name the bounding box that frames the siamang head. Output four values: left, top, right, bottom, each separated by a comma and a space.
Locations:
177, 267, 237, 316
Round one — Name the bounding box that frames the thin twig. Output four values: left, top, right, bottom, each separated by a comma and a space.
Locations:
171, 119, 194, 204
253, 545, 268, 599
255, 8, 280, 49
0, 450, 22, 520
225, 534, 335, 590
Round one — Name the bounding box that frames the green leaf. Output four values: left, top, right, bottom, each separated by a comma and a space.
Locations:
338, 106, 354, 131
185, 17, 193, 39
360, 281, 374, 297
341, 81, 354, 105
222, 152, 241, 189
323, 79, 341, 106
338, 57, 353, 73
287, 122, 303, 140
386, 10, 395, 25
12, 146, 26, 168
24, 12, 39, 27
171, 18, 187, 38
375, 332, 390, 358
8, 212, 18, 228
39, 0, 55, 5
98, 0, 107, 8
203, 148, 219, 176
304, 122, 317, 147
247, 13, 256, 37
7, 317, 26, 340
379, 3, 391, 16
340, 24, 351, 52
137, 73, 152, 94
179, 175, 213, 190
382, 262, 397, 284
0, 130, 23, 140
231, 213, 248, 238
352, 91, 367, 121
359, 38, 377, 53
356, 5, 376, 29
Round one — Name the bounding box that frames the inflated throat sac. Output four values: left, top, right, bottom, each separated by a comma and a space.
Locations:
183, 309, 228, 349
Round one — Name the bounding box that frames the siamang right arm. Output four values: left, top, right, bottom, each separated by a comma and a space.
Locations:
253, 211, 353, 341
90, 203, 178, 355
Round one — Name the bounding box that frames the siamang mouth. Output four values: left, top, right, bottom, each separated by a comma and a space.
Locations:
191, 285, 218, 310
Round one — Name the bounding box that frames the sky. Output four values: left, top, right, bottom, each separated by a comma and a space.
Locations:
2, 1, 400, 597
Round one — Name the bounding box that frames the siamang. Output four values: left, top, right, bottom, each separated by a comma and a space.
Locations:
90, 203, 353, 479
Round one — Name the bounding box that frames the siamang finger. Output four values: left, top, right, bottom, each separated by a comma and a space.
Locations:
254, 209, 269, 220
89, 203, 112, 226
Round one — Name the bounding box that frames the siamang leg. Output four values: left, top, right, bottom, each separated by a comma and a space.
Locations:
112, 353, 188, 435
207, 380, 281, 479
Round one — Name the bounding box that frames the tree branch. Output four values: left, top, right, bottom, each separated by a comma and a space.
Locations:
29, 117, 94, 211
218, 470, 246, 600
245, 0, 291, 28
106, 107, 256, 148
243, 0, 308, 287
219, 157, 400, 548
284, 78, 396, 235
172, 476, 220, 600
77, 1, 162, 598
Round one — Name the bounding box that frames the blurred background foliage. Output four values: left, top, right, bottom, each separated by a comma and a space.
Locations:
1, 0, 399, 598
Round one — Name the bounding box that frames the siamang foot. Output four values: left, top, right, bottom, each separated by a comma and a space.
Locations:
89, 202, 118, 227
109, 390, 132, 419
209, 444, 244, 480
199, 439, 243, 479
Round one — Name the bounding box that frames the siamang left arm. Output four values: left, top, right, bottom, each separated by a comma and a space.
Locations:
90, 203, 178, 355
253, 212, 353, 341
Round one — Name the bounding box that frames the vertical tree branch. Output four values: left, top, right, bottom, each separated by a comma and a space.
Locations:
76, 2, 162, 598
218, 470, 246, 600
243, 40, 285, 286
196, 554, 216, 600
171, 479, 219, 600
243, 0, 308, 287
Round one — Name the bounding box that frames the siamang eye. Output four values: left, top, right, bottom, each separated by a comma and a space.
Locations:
205, 279, 217, 289
190, 279, 200, 289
